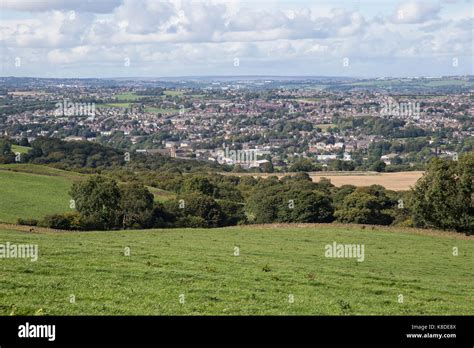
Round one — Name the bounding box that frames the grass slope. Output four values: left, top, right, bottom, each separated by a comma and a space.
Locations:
11, 145, 31, 154
0, 164, 83, 180
0, 225, 471, 315
0, 169, 74, 223
0, 165, 174, 214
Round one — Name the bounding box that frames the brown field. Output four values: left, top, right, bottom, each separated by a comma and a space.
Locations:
222, 171, 424, 191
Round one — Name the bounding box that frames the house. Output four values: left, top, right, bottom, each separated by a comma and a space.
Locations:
380, 153, 399, 165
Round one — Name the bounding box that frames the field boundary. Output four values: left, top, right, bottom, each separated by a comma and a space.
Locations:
1, 222, 471, 240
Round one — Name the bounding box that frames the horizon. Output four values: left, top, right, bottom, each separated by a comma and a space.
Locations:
2, 74, 473, 80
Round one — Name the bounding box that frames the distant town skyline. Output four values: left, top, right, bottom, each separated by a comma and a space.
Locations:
1, 0, 473, 78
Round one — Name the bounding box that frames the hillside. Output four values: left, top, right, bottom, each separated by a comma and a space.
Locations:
0, 224, 472, 315
0, 164, 175, 223
0, 168, 74, 223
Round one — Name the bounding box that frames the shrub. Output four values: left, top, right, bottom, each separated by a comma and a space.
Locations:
39, 213, 73, 230
169, 193, 224, 228
175, 216, 207, 228
38, 212, 89, 230
219, 200, 247, 226
17, 218, 38, 226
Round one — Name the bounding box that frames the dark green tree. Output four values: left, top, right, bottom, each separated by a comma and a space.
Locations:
120, 183, 155, 228
335, 191, 393, 225
182, 175, 215, 196
70, 175, 122, 229
411, 153, 473, 233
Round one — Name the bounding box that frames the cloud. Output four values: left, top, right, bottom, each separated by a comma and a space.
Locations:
1, 0, 121, 13
1, 0, 472, 77
392, 2, 441, 24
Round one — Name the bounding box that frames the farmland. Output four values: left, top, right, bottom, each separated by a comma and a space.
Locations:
0, 224, 471, 315
224, 171, 425, 191
0, 168, 73, 223
0, 165, 175, 223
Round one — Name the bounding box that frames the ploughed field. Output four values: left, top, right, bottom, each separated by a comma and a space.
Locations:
0, 224, 472, 315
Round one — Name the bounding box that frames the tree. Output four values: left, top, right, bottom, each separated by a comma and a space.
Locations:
245, 186, 283, 224
411, 154, 473, 233
289, 158, 315, 172
0, 137, 14, 164
19, 137, 30, 147
219, 200, 247, 226
279, 189, 334, 223
70, 175, 122, 230
333, 185, 357, 209
370, 160, 386, 172
182, 175, 215, 196
261, 160, 274, 173
335, 191, 393, 225
170, 193, 224, 228
120, 183, 155, 229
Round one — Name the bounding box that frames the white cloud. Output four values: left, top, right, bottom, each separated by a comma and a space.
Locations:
1, 0, 121, 13
1, 0, 472, 77
392, 2, 441, 24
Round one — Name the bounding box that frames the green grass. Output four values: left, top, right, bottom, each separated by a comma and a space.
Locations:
315, 123, 335, 130
0, 164, 83, 180
97, 103, 132, 108
147, 186, 176, 202
0, 169, 75, 223
164, 90, 184, 96
0, 165, 175, 220
11, 145, 31, 154
0, 225, 471, 315
115, 92, 142, 101
144, 107, 178, 115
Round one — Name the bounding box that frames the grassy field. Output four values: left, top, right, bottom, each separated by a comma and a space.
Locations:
164, 90, 184, 96
0, 169, 74, 223
11, 145, 31, 154
147, 186, 176, 202
97, 102, 132, 108
0, 164, 83, 180
144, 107, 178, 115
0, 165, 173, 222
115, 92, 143, 101
0, 224, 471, 315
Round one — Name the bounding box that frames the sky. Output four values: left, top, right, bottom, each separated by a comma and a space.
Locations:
0, 0, 473, 78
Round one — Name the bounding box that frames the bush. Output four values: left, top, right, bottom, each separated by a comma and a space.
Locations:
17, 218, 38, 226
168, 193, 224, 228
39, 213, 74, 230
175, 216, 207, 228
219, 200, 247, 226
334, 191, 393, 225
38, 212, 92, 230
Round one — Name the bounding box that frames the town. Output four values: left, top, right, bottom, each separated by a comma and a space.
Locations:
1, 76, 473, 172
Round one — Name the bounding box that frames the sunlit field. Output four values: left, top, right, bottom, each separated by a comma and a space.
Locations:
0, 224, 471, 315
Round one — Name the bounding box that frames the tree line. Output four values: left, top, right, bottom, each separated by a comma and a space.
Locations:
20, 152, 473, 234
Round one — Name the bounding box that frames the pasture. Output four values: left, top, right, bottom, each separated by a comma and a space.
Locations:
0, 224, 471, 315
